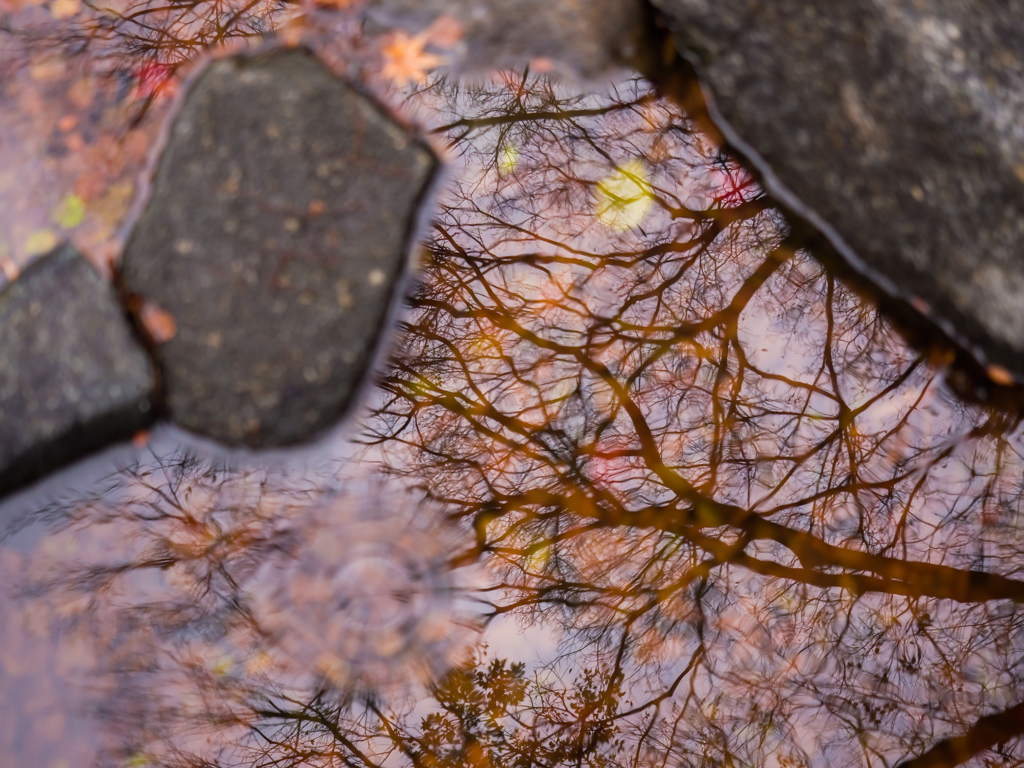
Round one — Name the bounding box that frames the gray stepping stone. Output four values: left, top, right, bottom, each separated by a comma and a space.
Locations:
654, 0, 1024, 379
0, 246, 154, 495
122, 48, 438, 448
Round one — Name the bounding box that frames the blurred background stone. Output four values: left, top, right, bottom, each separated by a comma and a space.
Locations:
366, 0, 657, 79
654, 0, 1024, 378
0, 245, 153, 496
122, 48, 438, 448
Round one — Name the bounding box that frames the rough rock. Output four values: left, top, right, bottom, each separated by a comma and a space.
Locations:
122, 48, 437, 448
653, 0, 1024, 376
0, 246, 154, 495
367, 0, 656, 80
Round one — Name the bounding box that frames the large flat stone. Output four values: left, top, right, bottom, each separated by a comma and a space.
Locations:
653, 0, 1024, 376
122, 48, 438, 448
0, 246, 154, 495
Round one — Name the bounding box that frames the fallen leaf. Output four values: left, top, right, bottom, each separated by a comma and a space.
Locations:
380, 31, 443, 87
594, 159, 653, 231
0, 257, 18, 281
498, 143, 519, 174
52, 194, 86, 229
24, 229, 59, 256
986, 364, 1015, 386
138, 301, 178, 344
50, 0, 81, 18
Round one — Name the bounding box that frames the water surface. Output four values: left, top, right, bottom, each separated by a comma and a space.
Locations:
1, 3, 1024, 767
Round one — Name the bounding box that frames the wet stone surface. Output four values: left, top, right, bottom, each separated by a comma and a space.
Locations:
368, 0, 656, 79
122, 48, 438, 448
0, 245, 153, 495
654, 0, 1024, 378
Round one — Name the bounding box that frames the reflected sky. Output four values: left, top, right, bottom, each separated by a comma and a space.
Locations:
2, 3, 1024, 767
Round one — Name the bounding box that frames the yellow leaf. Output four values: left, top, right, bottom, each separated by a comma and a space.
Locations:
594, 159, 653, 231
52, 194, 86, 229
498, 143, 519, 174
24, 230, 59, 256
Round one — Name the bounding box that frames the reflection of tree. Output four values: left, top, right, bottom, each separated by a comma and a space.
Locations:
6, 72, 1024, 768
2, 0, 292, 72
366, 72, 1024, 766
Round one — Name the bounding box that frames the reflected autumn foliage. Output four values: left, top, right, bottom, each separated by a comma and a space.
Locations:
3, 52, 1024, 768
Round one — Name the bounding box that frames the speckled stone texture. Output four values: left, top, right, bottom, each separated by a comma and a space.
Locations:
122, 48, 437, 448
367, 0, 656, 79
0, 246, 154, 495
654, 0, 1024, 375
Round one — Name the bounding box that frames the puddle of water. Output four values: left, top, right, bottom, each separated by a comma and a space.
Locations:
3, 3, 1024, 767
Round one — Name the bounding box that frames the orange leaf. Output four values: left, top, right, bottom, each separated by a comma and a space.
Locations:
138, 301, 178, 344
49, 0, 80, 19
380, 31, 443, 87
986, 364, 1015, 386
0, 257, 19, 282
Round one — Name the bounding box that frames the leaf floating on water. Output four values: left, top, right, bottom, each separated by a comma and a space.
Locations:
986, 364, 1015, 386
49, 0, 80, 18
0, 258, 18, 282
380, 31, 444, 87
498, 143, 519, 174
138, 300, 178, 344
593, 159, 653, 232
52, 194, 85, 230
24, 229, 59, 256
